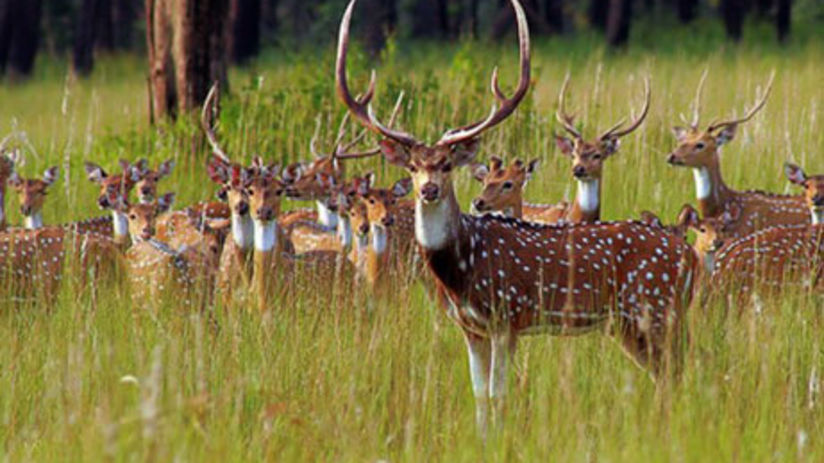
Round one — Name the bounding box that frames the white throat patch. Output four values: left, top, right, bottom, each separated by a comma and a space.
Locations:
316, 201, 338, 229
24, 212, 43, 229
703, 251, 716, 275
112, 210, 129, 239
576, 179, 599, 212
812, 210, 823, 225
415, 199, 453, 250
693, 167, 712, 200
371, 224, 388, 255
253, 220, 278, 252
337, 215, 353, 249
232, 212, 254, 250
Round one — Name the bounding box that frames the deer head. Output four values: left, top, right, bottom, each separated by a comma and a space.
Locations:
785, 163, 824, 224
247, 165, 284, 225
8, 166, 58, 228
681, 203, 737, 273
85, 160, 141, 210
555, 74, 650, 183
121, 193, 176, 242
470, 156, 538, 216
336, 0, 529, 249
135, 158, 175, 203
667, 71, 774, 169
185, 208, 230, 263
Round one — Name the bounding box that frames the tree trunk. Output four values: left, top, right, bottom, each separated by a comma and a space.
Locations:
146, 0, 176, 120
606, 0, 631, 47
545, 0, 563, 33
172, 0, 229, 113
72, 0, 99, 76
720, 0, 747, 41
230, 0, 260, 64
2, 0, 42, 79
589, 0, 609, 31
95, 0, 114, 51
361, 0, 387, 57
260, 0, 279, 44
676, 0, 697, 23
776, 0, 790, 42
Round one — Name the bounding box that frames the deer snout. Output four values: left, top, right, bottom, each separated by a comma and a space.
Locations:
420, 183, 440, 202
572, 165, 587, 179
666, 153, 681, 165
98, 196, 110, 209
140, 227, 155, 241
140, 186, 153, 198
256, 206, 275, 222
812, 194, 824, 207
381, 215, 394, 227
472, 198, 487, 212
235, 201, 249, 216
20, 204, 31, 216
358, 222, 369, 235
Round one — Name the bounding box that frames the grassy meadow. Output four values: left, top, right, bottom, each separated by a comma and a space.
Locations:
1, 29, 823, 461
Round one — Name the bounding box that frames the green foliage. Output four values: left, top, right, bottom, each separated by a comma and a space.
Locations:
0, 36, 823, 460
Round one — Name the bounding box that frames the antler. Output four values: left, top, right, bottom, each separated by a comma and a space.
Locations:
436, 0, 530, 147
201, 83, 231, 164
335, 0, 419, 146
335, 91, 405, 159
599, 76, 651, 140
679, 68, 708, 129
555, 72, 582, 139
707, 71, 775, 133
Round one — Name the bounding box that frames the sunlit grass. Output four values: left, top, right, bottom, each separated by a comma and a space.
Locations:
0, 34, 823, 461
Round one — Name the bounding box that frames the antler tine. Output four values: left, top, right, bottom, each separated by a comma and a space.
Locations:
708, 70, 775, 133
337, 92, 406, 160
200, 82, 231, 164
555, 72, 582, 139
690, 67, 709, 129
310, 115, 324, 159
437, 0, 530, 146
600, 75, 651, 140
336, 0, 419, 146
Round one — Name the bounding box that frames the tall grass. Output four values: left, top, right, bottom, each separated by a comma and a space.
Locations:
0, 33, 822, 461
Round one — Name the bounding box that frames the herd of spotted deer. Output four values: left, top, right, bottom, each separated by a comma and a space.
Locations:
1, 0, 822, 435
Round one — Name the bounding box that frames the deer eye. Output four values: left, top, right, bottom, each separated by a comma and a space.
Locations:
441, 162, 453, 173
695, 142, 706, 151
274, 189, 283, 196
129, 214, 137, 220
592, 154, 602, 160
502, 181, 514, 190
408, 166, 418, 173
699, 227, 707, 233
368, 198, 375, 205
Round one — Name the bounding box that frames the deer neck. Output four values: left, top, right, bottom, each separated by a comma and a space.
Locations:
694, 158, 731, 217
509, 197, 523, 219
232, 212, 254, 251
23, 211, 42, 229
111, 210, 130, 247
316, 201, 338, 229
568, 179, 600, 222
415, 188, 462, 251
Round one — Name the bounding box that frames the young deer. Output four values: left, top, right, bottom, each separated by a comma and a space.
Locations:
337, 0, 697, 435
135, 158, 175, 203
122, 193, 226, 311
666, 71, 808, 238
553, 74, 651, 223
82, 160, 143, 241
706, 164, 824, 302
470, 157, 567, 222
8, 166, 58, 229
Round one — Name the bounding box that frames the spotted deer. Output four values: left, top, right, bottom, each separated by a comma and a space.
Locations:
553, 73, 650, 224
8, 166, 58, 229
135, 158, 175, 203
82, 160, 143, 241
337, 0, 697, 435
470, 156, 567, 222
246, 164, 354, 312
121, 193, 227, 310
667, 71, 808, 239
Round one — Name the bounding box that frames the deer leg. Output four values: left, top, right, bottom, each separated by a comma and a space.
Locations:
489, 331, 515, 427
463, 330, 491, 437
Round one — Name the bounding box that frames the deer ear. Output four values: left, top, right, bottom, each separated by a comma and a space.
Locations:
678, 204, 700, 229
43, 166, 59, 185
470, 163, 489, 182
489, 156, 503, 171
672, 126, 689, 142
554, 135, 574, 157
157, 193, 175, 214
714, 124, 737, 146
364, 171, 376, 189
525, 159, 540, 182
452, 139, 480, 167
784, 162, 807, 185
85, 162, 107, 183
207, 160, 228, 184
379, 140, 410, 168
392, 178, 413, 197
158, 159, 175, 177
602, 137, 620, 156
281, 163, 302, 184
8, 172, 21, 188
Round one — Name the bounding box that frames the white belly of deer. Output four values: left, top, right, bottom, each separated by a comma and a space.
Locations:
254, 221, 278, 252
576, 180, 599, 212
415, 200, 453, 250
24, 213, 43, 229
693, 167, 712, 200
316, 201, 338, 229
232, 213, 254, 250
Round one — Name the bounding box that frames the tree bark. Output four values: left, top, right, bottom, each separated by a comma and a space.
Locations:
606, 0, 631, 47
720, 0, 747, 41
776, 0, 790, 42
72, 0, 99, 76
230, 0, 260, 64
2, 0, 42, 79
146, 0, 176, 120
172, 0, 229, 113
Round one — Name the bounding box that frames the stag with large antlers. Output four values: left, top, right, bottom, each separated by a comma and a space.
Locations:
337, 0, 697, 435
666, 71, 808, 239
